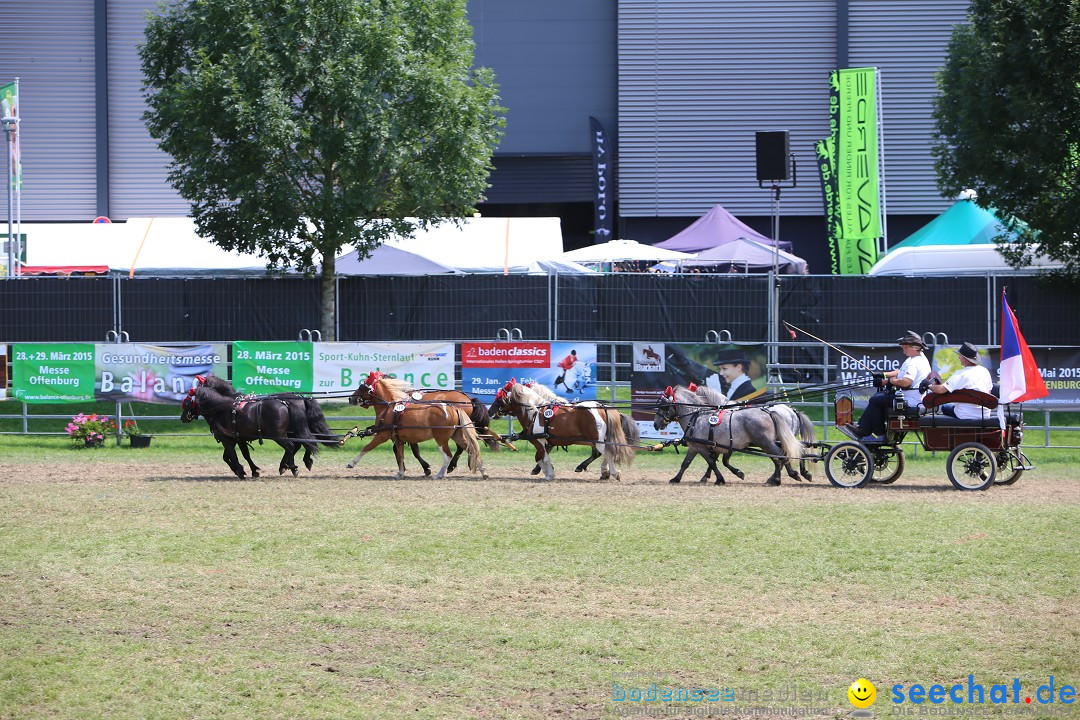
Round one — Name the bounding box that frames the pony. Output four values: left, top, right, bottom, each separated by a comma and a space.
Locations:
194, 374, 338, 476
348, 371, 512, 475
487, 379, 638, 481
345, 375, 487, 480
688, 384, 817, 484
652, 384, 805, 486
180, 384, 320, 477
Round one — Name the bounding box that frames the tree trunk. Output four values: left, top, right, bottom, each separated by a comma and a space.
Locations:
320, 252, 336, 341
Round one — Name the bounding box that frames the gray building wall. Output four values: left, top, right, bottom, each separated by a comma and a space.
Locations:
1, 0, 967, 233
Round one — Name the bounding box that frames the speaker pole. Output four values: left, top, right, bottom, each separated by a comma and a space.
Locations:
756, 147, 797, 386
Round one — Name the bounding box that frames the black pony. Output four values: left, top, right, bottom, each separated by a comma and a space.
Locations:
196, 374, 338, 475
181, 380, 336, 478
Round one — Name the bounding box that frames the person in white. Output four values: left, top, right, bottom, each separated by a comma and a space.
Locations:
847, 331, 932, 440
928, 341, 993, 419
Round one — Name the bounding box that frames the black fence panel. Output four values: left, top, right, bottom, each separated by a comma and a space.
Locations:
556, 274, 770, 342
0, 277, 114, 342
779, 275, 993, 346
339, 274, 550, 341
999, 275, 1080, 346
120, 277, 321, 342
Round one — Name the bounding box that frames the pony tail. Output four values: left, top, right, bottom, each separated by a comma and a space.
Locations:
771, 412, 803, 464
604, 409, 637, 466
469, 398, 501, 451
303, 397, 339, 446
456, 409, 482, 473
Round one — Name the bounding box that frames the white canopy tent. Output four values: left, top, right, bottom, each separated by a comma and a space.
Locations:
562, 239, 694, 264
868, 244, 1064, 276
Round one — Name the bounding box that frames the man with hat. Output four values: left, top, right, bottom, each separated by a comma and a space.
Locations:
707, 347, 764, 402
926, 342, 993, 419
845, 331, 931, 441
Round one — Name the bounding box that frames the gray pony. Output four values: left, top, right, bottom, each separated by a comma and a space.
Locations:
653, 384, 806, 486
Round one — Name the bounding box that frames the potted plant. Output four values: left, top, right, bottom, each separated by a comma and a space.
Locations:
65, 413, 116, 448
123, 419, 152, 448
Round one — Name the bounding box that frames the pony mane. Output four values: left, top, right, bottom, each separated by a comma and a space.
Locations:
528, 382, 568, 404
202, 373, 238, 397
194, 385, 237, 415
508, 383, 542, 411
375, 376, 412, 401
671, 385, 699, 404
693, 385, 728, 407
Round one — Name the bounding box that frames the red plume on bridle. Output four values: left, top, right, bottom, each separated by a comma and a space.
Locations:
362, 371, 383, 389
495, 388, 506, 400
687, 382, 698, 392
663, 385, 675, 399
195, 374, 207, 386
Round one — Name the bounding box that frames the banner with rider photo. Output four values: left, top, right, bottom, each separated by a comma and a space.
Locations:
631, 342, 768, 439
461, 342, 596, 402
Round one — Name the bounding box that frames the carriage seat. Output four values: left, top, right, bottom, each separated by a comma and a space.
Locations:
918, 389, 1020, 428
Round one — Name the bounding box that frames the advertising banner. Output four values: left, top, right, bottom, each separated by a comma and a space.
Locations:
12, 343, 96, 403
96, 343, 228, 403
0, 344, 6, 400
233, 341, 314, 393
833, 344, 1080, 411
312, 342, 454, 395
631, 342, 768, 439
589, 116, 613, 241
461, 342, 596, 402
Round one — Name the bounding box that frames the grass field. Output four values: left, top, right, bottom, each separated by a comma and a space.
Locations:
0, 435, 1077, 719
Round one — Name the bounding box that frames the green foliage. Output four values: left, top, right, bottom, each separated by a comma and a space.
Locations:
932, 0, 1080, 279
139, 0, 505, 334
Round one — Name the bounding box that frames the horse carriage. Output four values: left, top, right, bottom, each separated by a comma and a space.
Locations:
824, 384, 1032, 491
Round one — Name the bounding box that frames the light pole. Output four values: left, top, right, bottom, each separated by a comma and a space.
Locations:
2, 115, 16, 277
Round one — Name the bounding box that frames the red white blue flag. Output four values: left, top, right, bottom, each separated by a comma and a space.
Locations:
999, 290, 1048, 403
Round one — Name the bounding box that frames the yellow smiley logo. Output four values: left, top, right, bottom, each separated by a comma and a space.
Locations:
848, 678, 876, 709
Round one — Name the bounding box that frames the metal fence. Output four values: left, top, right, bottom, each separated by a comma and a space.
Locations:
1, 272, 1076, 345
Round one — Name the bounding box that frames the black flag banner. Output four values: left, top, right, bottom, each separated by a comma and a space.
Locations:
589, 116, 613, 240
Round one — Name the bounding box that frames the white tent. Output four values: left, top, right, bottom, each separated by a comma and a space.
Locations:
562, 239, 694, 264
868, 244, 1064, 276
22, 218, 269, 275
336, 245, 463, 275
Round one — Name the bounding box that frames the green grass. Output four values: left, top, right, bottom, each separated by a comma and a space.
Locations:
0, 439, 1077, 719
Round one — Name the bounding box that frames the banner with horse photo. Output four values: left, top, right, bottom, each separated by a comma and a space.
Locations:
311, 342, 455, 396
461, 342, 596, 402
96, 344, 228, 403
631, 342, 768, 439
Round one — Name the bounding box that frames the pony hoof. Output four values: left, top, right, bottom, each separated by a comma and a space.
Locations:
801, 473, 813, 482
669, 478, 681, 484
304, 458, 314, 470
715, 478, 725, 485
394, 472, 405, 480
291, 468, 299, 477
765, 478, 781, 487
346, 462, 355, 469
482, 473, 489, 480
252, 470, 260, 478
530, 466, 542, 476
734, 471, 746, 480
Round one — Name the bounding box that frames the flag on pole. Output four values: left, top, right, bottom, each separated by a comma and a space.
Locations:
999, 290, 1048, 404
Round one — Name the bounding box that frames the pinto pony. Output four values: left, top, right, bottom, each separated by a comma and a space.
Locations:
345, 375, 487, 480
487, 379, 638, 481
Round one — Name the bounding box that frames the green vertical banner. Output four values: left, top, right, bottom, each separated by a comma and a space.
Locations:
816, 137, 842, 274
232, 341, 313, 393
826, 67, 882, 274
12, 344, 96, 403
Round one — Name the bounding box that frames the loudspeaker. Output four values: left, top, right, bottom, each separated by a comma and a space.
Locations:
755, 131, 790, 181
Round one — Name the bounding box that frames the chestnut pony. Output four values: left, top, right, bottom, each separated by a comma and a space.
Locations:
345, 374, 487, 480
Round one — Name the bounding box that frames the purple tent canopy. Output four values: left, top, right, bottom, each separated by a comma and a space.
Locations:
655, 204, 792, 253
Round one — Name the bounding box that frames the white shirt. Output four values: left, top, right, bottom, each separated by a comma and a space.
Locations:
897, 353, 931, 407
943, 363, 993, 419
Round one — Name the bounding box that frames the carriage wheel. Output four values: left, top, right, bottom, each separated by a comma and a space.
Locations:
946, 442, 996, 491
994, 450, 1024, 486
870, 446, 905, 484
824, 442, 873, 489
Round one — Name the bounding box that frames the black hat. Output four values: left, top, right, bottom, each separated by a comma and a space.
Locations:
896, 331, 926, 349
713, 348, 748, 366
957, 341, 979, 363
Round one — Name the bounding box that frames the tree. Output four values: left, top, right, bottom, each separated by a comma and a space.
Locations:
932, 0, 1080, 277
140, 0, 504, 339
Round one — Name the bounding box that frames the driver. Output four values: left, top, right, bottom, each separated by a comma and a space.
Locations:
844, 331, 931, 442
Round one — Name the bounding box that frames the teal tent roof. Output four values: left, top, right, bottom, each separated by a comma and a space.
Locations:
888, 200, 1020, 253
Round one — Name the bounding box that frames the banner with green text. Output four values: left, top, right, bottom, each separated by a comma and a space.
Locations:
232, 341, 314, 393
13, 344, 96, 403
312, 343, 455, 396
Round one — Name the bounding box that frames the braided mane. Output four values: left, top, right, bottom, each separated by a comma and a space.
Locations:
527, 382, 569, 405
